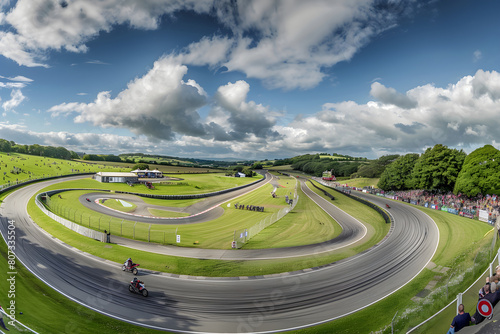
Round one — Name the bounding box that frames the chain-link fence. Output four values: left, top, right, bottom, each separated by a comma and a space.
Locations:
233, 178, 298, 248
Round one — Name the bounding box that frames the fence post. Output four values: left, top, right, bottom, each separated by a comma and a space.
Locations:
121, 220, 124, 236
134, 222, 137, 239
457, 293, 462, 314
148, 224, 151, 242
391, 311, 398, 334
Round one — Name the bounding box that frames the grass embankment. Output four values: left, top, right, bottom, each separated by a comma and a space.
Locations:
100, 198, 137, 212
0, 152, 126, 187
244, 178, 342, 248
338, 177, 379, 188
147, 209, 190, 218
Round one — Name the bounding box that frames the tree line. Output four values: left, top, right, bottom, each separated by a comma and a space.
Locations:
378, 144, 500, 197
0, 138, 78, 160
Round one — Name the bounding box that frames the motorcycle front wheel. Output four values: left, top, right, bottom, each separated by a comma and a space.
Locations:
128, 285, 134, 293
142, 289, 148, 297
132, 268, 138, 275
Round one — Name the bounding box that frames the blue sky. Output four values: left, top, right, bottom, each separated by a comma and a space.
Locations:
0, 0, 499, 160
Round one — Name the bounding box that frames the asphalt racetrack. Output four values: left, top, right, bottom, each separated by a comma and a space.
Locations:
0, 176, 439, 333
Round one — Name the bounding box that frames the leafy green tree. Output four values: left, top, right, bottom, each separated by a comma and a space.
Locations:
454, 145, 500, 196
356, 155, 399, 178
133, 163, 150, 170
251, 162, 263, 169
410, 144, 466, 191
378, 153, 420, 190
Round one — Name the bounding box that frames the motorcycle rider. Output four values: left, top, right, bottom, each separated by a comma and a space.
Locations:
126, 257, 133, 269
133, 277, 143, 290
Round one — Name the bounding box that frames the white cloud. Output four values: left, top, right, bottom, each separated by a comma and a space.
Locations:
0, 75, 33, 82
370, 82, 417, 109
7, 68, 500, 158
473, 49, 482, 62
49, 56, 208, 140
0, 0, 213, 66
2, 89, 25, 111
1, 0, 422, 91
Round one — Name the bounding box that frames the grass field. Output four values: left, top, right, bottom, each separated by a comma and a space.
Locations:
100, 198, 137, 212
244, 181, 342, 248
75, 159, 223, 173
338, 177, 379, 188
0, 152, 127, 187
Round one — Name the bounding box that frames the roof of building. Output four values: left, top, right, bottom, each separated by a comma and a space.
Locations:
96, 172, 138, 177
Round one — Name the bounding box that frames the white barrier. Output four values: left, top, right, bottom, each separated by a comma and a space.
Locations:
35, 194, 106, 242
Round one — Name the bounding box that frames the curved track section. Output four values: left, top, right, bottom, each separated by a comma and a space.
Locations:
0, 176, 439, 333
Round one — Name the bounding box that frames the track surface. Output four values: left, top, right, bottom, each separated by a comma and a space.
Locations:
0, 176, 439, 333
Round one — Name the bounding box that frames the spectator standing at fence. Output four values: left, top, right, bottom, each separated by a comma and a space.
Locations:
447, 303, 471, 333
473, 284, 496, 324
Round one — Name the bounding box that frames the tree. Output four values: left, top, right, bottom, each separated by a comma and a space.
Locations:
378, 154, 419, 191
454, 145, 500, 196
410, 144, 466, 192
356, 155, 399, 178
133, 163, 149, 170
251, 162, 263, 169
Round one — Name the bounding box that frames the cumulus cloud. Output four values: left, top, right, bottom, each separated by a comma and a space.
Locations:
0, 0, 213, 66
271, 69, 500, 157
2, 89, 25, 111
1, 0, 424, 90
49, 56, 208, 140
370, 82, 417, 109
210, 80, 281, 140
13, 69, 500, 159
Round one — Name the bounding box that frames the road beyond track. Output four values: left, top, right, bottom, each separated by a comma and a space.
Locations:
0, 176, 439, 333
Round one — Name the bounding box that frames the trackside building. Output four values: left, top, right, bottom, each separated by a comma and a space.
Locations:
95, 172, 138, 183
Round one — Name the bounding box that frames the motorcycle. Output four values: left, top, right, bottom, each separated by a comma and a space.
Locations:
122, 262, 140, 275
386, 204, 391, 209
129, 279, 148, 297
86, 198, 91, 202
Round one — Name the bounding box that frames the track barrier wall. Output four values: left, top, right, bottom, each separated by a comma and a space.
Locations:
36, 191, 107, 242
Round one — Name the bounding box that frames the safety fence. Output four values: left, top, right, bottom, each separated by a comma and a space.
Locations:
36, 191, 107, 242
407, 234, 500, 333
233, 176, 299, 248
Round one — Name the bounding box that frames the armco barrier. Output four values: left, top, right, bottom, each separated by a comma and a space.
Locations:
312, 178, 392, 224
36, 192, 107, 242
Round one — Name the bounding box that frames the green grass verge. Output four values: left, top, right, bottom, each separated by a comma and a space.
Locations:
0, 239, 164, 334
243, 183, 342, 248
100, 198, 137, 212
340, 177, 379, 188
